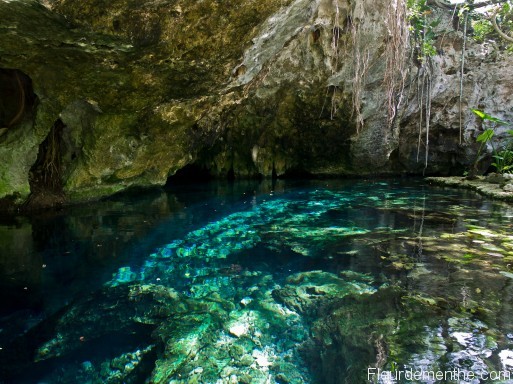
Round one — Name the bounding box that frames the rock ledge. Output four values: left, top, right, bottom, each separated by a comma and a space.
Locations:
426, 176, 513, 203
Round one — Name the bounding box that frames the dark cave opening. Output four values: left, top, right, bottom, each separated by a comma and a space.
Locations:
226, 166, 235, 181
0, 68, 37, 136
280, 167, 313, 179
166, 163, 212, 186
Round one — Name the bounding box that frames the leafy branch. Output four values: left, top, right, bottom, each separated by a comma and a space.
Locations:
469, 109, 512, 176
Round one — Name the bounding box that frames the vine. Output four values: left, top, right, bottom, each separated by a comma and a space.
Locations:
384, 0, 410, 126
330, 0, 342, 120
42, 122, 63, 190
344, 0, 511, 166
407, 0, 439, 62
350, 12, 370, 133
401, 0, 513, 171
407, 0, 438, 171
349, 0, 410, 132
459, 6, 469, 145
31, 119, 64, 192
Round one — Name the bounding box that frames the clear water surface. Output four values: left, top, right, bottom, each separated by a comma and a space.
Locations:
1, 179, 513, 384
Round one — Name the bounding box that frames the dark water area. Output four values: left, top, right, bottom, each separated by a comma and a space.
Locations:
1, 179, 513, 383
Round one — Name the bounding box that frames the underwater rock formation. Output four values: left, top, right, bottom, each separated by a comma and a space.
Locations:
2, 180, 513, 382
1, 0, 513, 205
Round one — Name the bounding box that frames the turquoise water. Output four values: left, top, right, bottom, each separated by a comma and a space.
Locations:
1, 179, 513, 383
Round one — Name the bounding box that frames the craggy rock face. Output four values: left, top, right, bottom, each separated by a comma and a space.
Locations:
1, 0, 512, 205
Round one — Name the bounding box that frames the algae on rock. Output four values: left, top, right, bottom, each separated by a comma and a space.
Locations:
2, 0, 513, 206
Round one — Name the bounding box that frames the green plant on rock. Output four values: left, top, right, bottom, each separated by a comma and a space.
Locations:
407, 0, 440, 63
432, 1, 513, 49
490, 2, 513, 49
472, 17, 495, 43
492, 137, 513, 173
469, 108, 512, 177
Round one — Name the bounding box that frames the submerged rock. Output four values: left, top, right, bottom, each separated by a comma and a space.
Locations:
4, 180, 513, 382
0, 283, 229, 382
272, 270, 377, 317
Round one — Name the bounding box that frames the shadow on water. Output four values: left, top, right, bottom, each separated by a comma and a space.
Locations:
1, 178, 513, 383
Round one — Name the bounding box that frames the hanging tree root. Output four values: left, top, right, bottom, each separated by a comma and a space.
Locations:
383, 0, 409, 127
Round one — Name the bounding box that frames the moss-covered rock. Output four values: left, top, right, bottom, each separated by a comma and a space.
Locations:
2, 0, 513, 206
0, 0, 300, 205
427, 176, 513, 202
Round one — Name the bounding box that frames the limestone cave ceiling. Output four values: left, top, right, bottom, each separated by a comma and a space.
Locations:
0, 0, 512, 207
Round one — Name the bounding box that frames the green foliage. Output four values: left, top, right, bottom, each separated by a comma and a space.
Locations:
407, 0, 439, 62
494, 130, 513, 173
471, 108, 508, 124
497, 2, 513, 43
492, 149, 513, 173
477, 129, 494, 143
469, 1, 513, 49
406, 0, 513, 60
472, 19, 494, 43
406, 1, 513, 50
421, 39, 437, 57
470, 109, 512, 175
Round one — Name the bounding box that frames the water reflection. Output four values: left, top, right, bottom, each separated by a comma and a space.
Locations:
1, 179, 513, 383
0, 181, 280, 325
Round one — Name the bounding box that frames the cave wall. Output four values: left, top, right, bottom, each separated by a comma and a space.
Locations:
1, 0, 513, 206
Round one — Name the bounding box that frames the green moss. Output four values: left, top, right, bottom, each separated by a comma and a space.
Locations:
426, 177, 513, 202
0, 122, 39, 200
66, 184, 126, 203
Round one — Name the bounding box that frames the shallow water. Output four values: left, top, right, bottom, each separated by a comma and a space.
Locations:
1, 179, 513, 383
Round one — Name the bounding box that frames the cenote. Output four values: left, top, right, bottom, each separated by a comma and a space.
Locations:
1, 178, 513, 383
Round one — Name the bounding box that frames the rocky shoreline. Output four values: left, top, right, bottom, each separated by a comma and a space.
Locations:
426, 175, 513, 203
